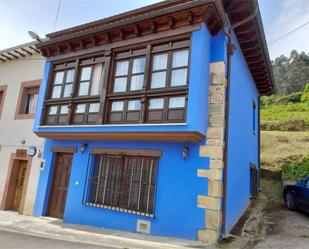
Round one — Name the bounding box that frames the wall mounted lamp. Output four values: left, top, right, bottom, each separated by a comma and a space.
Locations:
80, 143, 88, 153
182, 146, 189, 160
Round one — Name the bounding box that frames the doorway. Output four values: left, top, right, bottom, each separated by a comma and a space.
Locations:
1, 154, 32, 213
47, 152, 73, 219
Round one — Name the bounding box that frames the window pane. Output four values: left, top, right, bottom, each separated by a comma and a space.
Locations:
26, 93, 38, 114
151, 72, 166, 89
54, 71, 64, 85
66, 69, 75, 83
149, 98, 164, 109
76, 104, 86, 113
171, 68, 187, 86
128, 100, 141, 110
116, 61, 129, 76
114, 77, 127, 92
152, 54, 168, 70
169, 96, 186, 108
48, 106, 58, 115
130, 75, 144, 91
63, 84, 72, 97
81, 67, 92, 81
78, 82, 90, 96
51, 85, 62, 98
89, 103, 100, 113
172, 50, 189, 67
132, 57, 146, 73
90, 63, 103, 96
60, 105, 69, 114
111, 101, 124, 111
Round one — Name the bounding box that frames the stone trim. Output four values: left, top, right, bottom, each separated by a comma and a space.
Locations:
197, 61, 226, 243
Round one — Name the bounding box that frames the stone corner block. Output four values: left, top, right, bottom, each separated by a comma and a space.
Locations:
208, 180, 223, 197
210, 61, 226, 74
197, 195, 221, 210
206, 209, 222, 230
198, 169, 223, 181
198, 229, 219, 243
207, 127, 224, 139
200, 145, 223, 160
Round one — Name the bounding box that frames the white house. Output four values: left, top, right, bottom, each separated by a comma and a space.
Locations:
0, 42, 45, 215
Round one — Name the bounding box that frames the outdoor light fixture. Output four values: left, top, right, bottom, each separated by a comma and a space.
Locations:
80, 143, 88, 153
182, 146, 189, 160
28, 31, 42, 42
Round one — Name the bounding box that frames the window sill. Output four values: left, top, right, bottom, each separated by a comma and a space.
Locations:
35, 130, 204, 142
84, 202, 154, 218
15, 113, 35, 120
38, 123, 187, 128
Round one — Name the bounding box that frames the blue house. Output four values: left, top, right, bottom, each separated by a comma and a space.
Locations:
32, 0, 274, 243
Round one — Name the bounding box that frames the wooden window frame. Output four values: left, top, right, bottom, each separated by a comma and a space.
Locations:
43, 55, 107, 126
15, 80, 41, 120
0, 85, 7, 120
84, 148, 161, 217
252, 99, 257, 135
42, 36, 191, 126
105, 38, 191, 124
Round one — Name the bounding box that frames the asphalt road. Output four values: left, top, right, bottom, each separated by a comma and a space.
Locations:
0, 230, 115, 249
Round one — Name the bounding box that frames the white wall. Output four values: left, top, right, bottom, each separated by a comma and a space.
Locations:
0, 53, 45, 215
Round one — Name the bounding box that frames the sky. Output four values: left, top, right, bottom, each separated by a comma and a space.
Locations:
0, 0, 309, 60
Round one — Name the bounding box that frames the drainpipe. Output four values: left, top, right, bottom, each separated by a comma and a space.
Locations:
220, 7, 259, 237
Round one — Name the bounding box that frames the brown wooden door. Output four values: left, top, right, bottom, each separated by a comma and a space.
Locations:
47, 153, 73, 219
11, 161, 28, 211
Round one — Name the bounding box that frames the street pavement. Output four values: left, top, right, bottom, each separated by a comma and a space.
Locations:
0, 230, 114, 249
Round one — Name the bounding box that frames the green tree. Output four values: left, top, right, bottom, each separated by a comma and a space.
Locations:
272, 50, 309, 94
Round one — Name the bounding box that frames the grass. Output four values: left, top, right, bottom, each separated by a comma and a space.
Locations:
261, 103, 309, 124
261, 131, 309, 170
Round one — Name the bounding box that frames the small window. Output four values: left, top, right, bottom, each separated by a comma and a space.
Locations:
109, 100, 142, 123
252, 100, 257, 134
146, 96, 186, 123
15, 80, 40, 119
84, 150, 160, 217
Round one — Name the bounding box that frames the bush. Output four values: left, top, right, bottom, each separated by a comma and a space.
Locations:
282, 156, 309, 180
260, 92, 302, 108
261, 119, 308, 131
301, 83, 309, 103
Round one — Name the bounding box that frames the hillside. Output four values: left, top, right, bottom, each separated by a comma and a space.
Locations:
260, 85, 309, 175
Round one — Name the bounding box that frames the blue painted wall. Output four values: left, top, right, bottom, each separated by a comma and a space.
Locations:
34, 139, 210, 239
224, 34, 259, 233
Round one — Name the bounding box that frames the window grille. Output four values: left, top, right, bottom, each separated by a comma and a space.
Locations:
84, 153, 159, 217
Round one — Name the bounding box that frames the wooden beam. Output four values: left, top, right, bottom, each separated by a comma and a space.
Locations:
29, 46, 40, 53
7, 52, 19, 59
187, 11, 193, 25
168, 16, 174, 29
0, 54, 12, 60
21, 48, 32, 55
14, 50, 26, 57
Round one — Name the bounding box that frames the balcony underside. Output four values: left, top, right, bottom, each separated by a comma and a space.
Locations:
35, 131, 204, 142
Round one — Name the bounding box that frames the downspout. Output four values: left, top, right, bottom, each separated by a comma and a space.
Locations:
220, 7, 259, 237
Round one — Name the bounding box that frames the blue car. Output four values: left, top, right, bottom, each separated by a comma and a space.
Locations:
283, 176, 309, 213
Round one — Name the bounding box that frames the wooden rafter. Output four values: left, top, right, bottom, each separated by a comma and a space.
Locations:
21, 48, 33, 55
7, 52, 19, 59
14, 50, 26, 57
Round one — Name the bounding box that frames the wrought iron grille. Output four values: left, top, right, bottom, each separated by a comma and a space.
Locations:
84, 154, 158, 217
